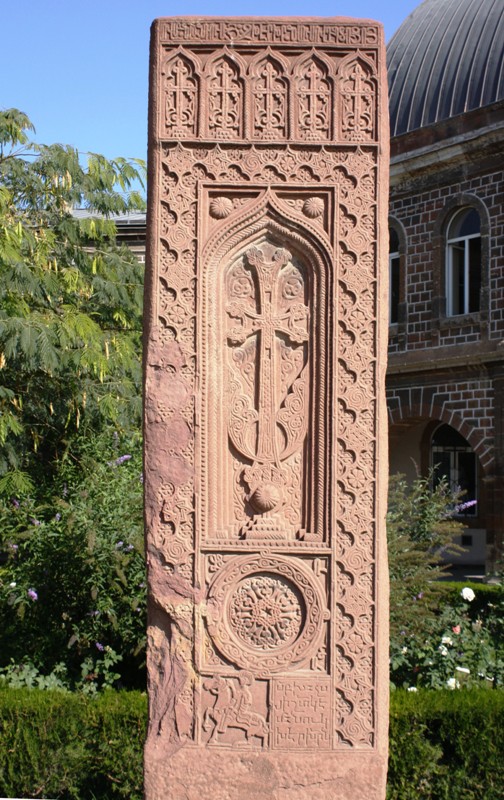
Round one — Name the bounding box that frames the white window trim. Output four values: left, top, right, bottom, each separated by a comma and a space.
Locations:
446, 230, 480, 316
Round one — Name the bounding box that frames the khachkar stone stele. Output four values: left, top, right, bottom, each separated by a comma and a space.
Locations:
144, 16, 389, 800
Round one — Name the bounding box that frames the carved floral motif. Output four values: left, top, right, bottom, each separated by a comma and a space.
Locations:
229, 574, 303, 649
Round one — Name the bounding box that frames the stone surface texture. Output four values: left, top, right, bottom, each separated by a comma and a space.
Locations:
144, 17, 389, 800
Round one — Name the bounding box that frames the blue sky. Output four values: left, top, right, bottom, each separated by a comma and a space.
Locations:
2, 0, 419, 163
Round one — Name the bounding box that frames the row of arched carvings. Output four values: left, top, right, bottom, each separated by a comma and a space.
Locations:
161, 47, 377, 142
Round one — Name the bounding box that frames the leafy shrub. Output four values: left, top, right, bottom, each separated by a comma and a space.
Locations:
387, 472, 463, 643
0, 429, 146, 690
388, 688, 504, 799
387, 472, 503, 690
390, 583, 504, 689
0, 685, 146, 799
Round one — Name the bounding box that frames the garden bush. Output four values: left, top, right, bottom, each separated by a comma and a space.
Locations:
390, 582, 504, 690
0, 430, 146, 691
0, 686, 503, 800
388, 688, 504, 799
0, 686, 146, 800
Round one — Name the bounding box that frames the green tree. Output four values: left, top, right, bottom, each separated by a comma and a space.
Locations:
0, 108, 146, 497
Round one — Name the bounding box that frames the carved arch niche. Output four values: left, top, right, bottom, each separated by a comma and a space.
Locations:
202, 50, 246, 140
200, 198, 332, 545
161, 49, 199, 138
248, 50, 289, 140
292, 51, 333, 142
337, 52, 377, 142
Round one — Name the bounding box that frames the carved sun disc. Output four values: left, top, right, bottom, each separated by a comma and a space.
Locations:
302, 197, 324, 218
210, 196, 233, 219
229, 573, 303, 650
206, 554, 327, 673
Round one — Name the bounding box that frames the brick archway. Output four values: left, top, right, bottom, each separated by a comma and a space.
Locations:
387, 394, 494, 474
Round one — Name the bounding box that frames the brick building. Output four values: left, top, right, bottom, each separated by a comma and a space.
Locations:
387, 0, 504, 572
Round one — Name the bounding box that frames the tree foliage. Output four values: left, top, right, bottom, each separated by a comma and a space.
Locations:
0, 108, 146, 495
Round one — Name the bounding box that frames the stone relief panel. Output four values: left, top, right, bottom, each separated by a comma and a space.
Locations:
201, 672, 269, 748
146, 141, 378, 749
145, 22, 387, 782
157, 36, 379, 144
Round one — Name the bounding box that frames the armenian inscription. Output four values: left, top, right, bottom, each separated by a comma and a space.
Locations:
144, 16, 389, 800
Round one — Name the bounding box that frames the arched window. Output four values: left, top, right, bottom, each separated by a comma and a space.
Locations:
446, 208, 481, 316
431, 424, 477, 516
389, 227, 400, 324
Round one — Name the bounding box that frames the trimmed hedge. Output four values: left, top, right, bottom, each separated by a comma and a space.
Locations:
1, 686, 503, 799
437, 580, 504, 610
0, 687, 145, 799
388, 688, 504, 799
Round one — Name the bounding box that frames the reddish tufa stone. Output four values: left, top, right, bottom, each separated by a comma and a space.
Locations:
144, 16, 389, 799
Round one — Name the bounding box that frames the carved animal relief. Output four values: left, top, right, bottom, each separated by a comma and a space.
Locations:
145, 17, 389, 800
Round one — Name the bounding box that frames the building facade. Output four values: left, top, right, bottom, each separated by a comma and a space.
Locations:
387, 0, 504, 571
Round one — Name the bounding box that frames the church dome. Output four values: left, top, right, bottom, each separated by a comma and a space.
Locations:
387, 0, 504, 136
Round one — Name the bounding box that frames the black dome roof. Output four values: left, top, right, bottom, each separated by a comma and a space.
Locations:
387, 0, 504, 136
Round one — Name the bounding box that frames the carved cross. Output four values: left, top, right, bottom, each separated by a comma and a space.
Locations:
165, 57, 196, 131
209, 60, 241, 133
299, 61, 330, 134
254, 61, 286, 135
343, 63, 373, 136
227, 246, 308, 465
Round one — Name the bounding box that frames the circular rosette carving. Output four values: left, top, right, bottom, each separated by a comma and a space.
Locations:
206, 554, 328, 673
209, 196, 233, 219
302, 196, 324, 218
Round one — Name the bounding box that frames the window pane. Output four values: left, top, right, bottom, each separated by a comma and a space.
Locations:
448, 208, 480, 238
468, 236, 481, 313
390, 255, 400, 324
449, 243, 465, 315
457, 451, 476, 498
389, 228, 399, 252
457, 451, 477, 516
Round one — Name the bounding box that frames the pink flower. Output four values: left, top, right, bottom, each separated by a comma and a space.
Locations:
452, 625, 461, 634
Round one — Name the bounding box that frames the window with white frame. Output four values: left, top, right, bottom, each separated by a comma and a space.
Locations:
389, 227, 400, 324
446, 208, 481, 316
431, 424, 477, 517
